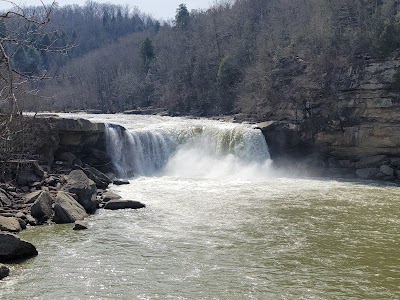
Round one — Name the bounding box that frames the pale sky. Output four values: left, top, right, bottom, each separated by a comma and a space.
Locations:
0, 0, 215, 20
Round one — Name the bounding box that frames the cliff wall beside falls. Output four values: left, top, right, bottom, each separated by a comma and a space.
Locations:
0, 115, 111, 177
255, 56, 400, 181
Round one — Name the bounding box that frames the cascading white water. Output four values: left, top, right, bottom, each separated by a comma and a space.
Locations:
103, 116, 271, 179
105, 124, 177, 177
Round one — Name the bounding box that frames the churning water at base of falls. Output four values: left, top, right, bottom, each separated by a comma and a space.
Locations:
1, 114, 399, 299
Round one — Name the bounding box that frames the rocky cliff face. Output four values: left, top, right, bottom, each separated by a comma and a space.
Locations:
315, 58, 400, 159
256, 57, 400, 181
45, 116, 111, 171
0, 115, 111, 176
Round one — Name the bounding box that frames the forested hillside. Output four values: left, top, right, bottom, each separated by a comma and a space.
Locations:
9, 0, 400, 119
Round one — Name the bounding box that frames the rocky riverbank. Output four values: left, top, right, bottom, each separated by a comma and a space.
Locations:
0, 115, 146, 280
0, 167, 145, 280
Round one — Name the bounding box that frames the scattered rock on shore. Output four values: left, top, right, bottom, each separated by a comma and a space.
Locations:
63, 170, 97, 214
0, 216, 22, 232
104, 200, 145, 210
53, 192, 88, 224
0, 233, 38, 262
30, 191, 54, 224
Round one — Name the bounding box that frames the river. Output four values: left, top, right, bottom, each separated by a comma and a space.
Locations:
1, 114, 399, 299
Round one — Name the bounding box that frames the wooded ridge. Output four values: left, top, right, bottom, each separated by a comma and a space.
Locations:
3, 0, 400, 121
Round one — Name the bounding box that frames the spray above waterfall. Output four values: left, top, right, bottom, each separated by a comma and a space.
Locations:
103, 115, 272, 179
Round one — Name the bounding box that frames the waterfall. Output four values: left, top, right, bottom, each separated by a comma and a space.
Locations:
105, 117, 271, 179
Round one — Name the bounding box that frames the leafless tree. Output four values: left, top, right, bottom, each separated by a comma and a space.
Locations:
0, 0, 71, 181
0, 1, 63, 115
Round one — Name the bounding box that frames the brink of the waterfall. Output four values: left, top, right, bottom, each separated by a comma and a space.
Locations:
104, 116, 271, 179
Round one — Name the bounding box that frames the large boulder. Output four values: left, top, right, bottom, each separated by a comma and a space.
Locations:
63, 170, 97, 214
0, 264, 10, 280
0, 216, 22, 232
0, 232, 38, 262
30, 191, 54, 224
52, 192, 88, 224
104, 200, 146, 210
77, 165, 111, 189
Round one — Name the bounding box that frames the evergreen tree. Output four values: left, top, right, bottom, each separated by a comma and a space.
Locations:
140, 37, 155, 67
175, 4, 190, 29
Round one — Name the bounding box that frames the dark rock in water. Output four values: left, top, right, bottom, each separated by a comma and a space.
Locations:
53, 192, 88, 224
104, 200, 145, 210
0, 232, 38, 262
63, 170, 97, 214
73, 220, 88, 231
102, 191, 122, 203
31, 191, 54, 224
0, 264, 10, 280
113, 179, 130, 186
0, 216, 22, 232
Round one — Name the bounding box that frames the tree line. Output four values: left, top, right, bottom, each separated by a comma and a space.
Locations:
11, 0, 400, 119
